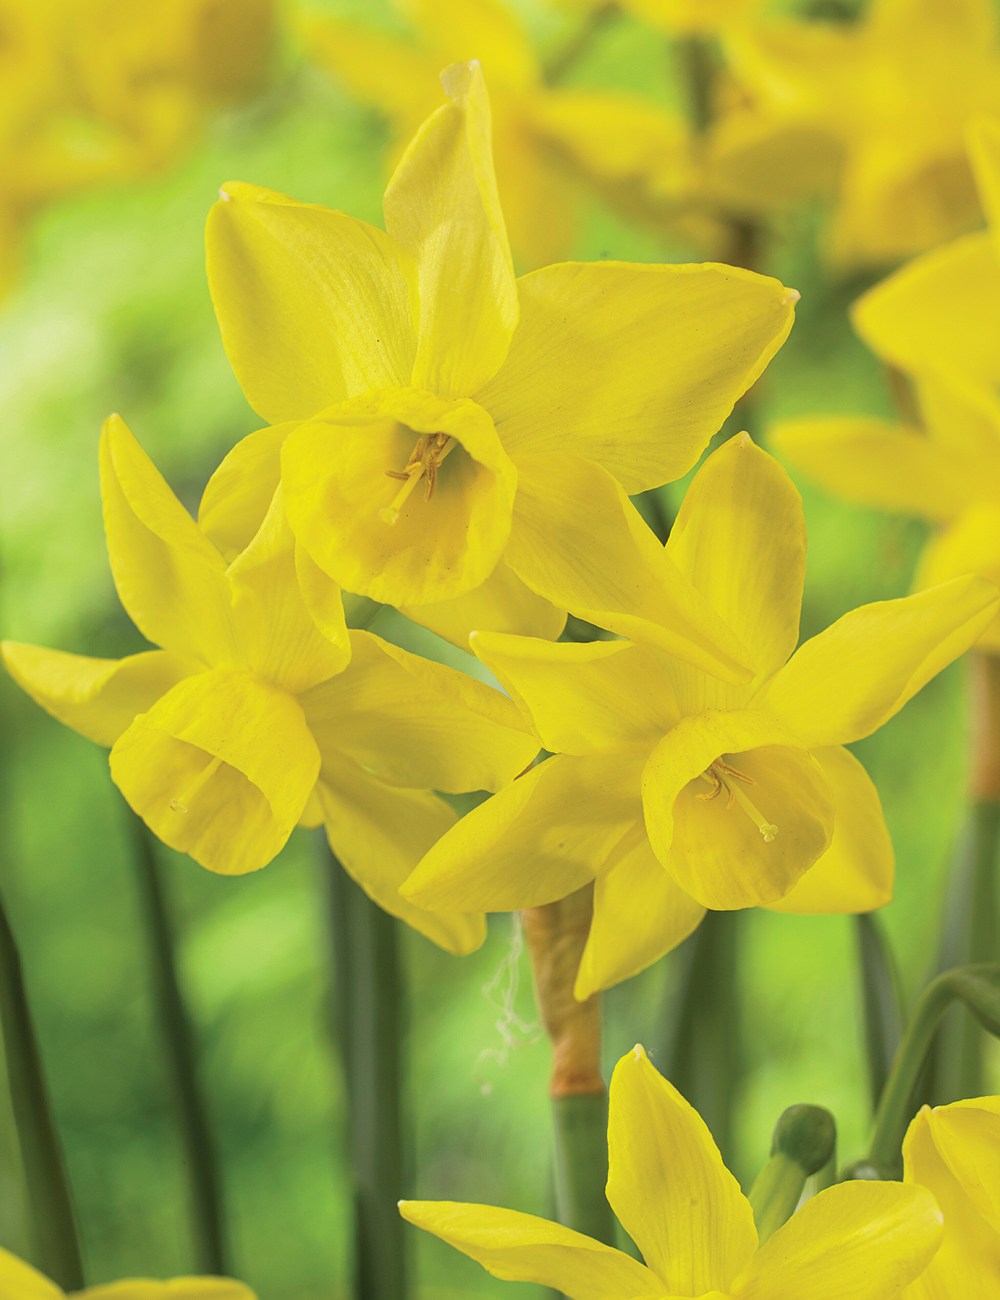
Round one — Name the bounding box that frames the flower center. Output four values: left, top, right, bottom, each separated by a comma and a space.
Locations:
697, 758, 777, 843
170, 754, 223, 813
381, 431, 457, 525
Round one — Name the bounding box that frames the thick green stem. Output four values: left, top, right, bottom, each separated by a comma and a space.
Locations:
551, 1094, 611, 1243
129, 813, 229, 1275
320, 836, 407, 1300
544, 3, 620, 85
854, 913, 904, 1112
0, 882, 83, 1288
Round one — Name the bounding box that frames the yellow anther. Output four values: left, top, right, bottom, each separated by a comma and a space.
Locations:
697, 760, 778, 843
381, 432, 456, 525
170, 754, 223, 813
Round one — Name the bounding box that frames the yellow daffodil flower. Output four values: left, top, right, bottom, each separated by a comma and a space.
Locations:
207, 60, 798, 677
402, 1044, 944, 1300
772, 119, 1000, 649
2, 416, 538, 954
402, 434, 999, 996
712, 0, 1000, 265
305, 0, 688, 269
902, 1096, 1000, 1297
0, 1248, 256, 1300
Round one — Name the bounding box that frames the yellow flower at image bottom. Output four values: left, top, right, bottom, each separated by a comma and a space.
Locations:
402, 1046, 944, 1299
0, 1251, 253, 1300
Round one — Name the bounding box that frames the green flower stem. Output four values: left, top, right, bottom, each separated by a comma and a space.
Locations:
748, 1106, 835, 1245
676, 34, 716, 135
320, 837, 407, 1300
128, 812, 229, 1275
544, 3, 621, 86
0, 879, 83, 1288
854, 913, 904, 1112
522, 886, 615, 1248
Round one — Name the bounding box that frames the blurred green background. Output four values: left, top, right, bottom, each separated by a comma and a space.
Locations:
0, 1, 985, 1296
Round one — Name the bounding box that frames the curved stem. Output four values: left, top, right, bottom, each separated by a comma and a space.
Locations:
544, 3, 620, 85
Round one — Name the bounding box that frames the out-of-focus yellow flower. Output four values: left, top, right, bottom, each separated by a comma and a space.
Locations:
2, 416, 537, 953
902, 1096, 1000, 1297
772, 119, 1000, 650
402, 1044, 944, 1299
0, 1249, 257, 1300
711, 0, 1000, 265
207, 61, 798, 677
402, 434, 999, 996
304, 0, 688, 268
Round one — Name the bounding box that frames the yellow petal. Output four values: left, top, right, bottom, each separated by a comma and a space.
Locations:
206, 183, 418, 423
398, 1201, 664, 1299
306, 17, 441, 124
607, 1045, 757, 1293
926, 1102, 1000, 1235
294, 541, 352, 650
0, 1244, 64, 1300
766, 745, 893, 915
384, 62, 517, 398
770, 417, 976, 523
198, 424, 291, 561
917, 506, 1000, 647
479, 262, 797, 493
402, 0, 537, 90
969, 115, 1000, 234
101, 416, 240, 666
1, 644, 198, 747
281, 390, 516, 605
666, 433, 806, 682
78, 1281, 255, 1300
506, 452, 753, 684
575, 830, 705, 999
315, 752, 484, 956
401, 754, 644, 912
915, 370, 1000, 475
642, 711, 834, 910
469, 632, 678, 755
730, 1181, 943, 1300
400, 556, 565, 649
110, 669, 320, 875
760, 576, 1000, 748
298, 629, 536, 795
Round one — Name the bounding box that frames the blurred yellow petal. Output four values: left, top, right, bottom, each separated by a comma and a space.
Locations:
480, 262, 797, 493
206, 183, 418, 423
197, 424, 291, 561
80, 1281, 255, 1300
401, 0, 537, 90
575, 833, 705, 999
401, 557, 565, 648
384, 62, 517, 398
607, 1045, 757, 1292
642, 711, 834, 910
281, 390, 516, 605
1, 644, 198, 747
506, 452, 753, 684
315, 752, 484, 956
926, 1104, 1000, 1235
731, 1181, 942, 1300
766, 746, 893, 916
402, 754, 644, 912
470, 631, 678, 756
398, 1201, 664, 1299
306, 17, 441, 126
917, 506, 1000, 621
0, 1244, 65, 1300
298, 630, 536, 796
111, 669, 319, 875
969, 115, 1000, 234
760, 577, 1000, 748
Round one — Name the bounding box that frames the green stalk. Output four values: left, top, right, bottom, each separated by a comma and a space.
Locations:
748, 1106, 835, 1245
854, 913, 904, 1112
0, 881, 84, 1288
319, 836, 407, 1300
543, 3, 620, 85
128, 812, 229, 1275
551, 1094, 611, 1243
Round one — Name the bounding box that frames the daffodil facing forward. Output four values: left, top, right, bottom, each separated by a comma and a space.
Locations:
402, 434, 999, 995
402, 1045, 944, 1299
2, 417, 537, 953
206, 60, 797, 675
0, 1248, 256, 1300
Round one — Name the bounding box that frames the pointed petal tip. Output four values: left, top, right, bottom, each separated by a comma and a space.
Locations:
783, 287, 801, 305
735, 430, 752, 446
632, 1043, 646, 1060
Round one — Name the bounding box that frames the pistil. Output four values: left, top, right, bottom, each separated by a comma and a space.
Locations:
697, 759, 778, 843
170, 754, 223, 813
381, 432, 456, 524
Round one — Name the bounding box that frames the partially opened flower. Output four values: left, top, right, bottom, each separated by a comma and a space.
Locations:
206, 60, 798, 678
2, 416, 537, 953
402, 434, 998, 995
0, 1249, 256, 1300
402, 1045, 943, 1299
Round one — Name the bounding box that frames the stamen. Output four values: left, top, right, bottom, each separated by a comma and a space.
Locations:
381, 432, 456, 524
696, 760, 778, 842
170, 754, 223, 813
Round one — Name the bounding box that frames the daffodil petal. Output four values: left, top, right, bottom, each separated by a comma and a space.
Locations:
198, 423, 291, 561
400, 557, 565, 649
969, 115, 1000, 234
926, 1103, 1000, 1235
479, 261, 797, 493
398, 1201, 665, 1300
384, 61, 517, 398
206, 182, 419, 422
642, 711, 834, 910
760, 576, 1000, 747
101, 416, 240, 665
402, 754, 644, 912
294, 541, 351, 649
315, 752, 484, 956
111, 669, 319, 875
766, 745, 893, 915
607, 1046, 757, 1293
730, 1181, 943, 1300
917, 505, 1000, 613
1, 643, 198, 746
0, 1244, 66, 1300
306, 16, 441, 124
574, 831, 705, 999
506, 452, 753, 684
405, 0, 537, 87
469, 631, 678, 755
298, 629, 536, 795
79, 1281, 256, 1300
281, 390, 516, 605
